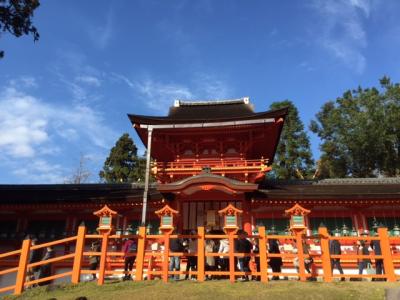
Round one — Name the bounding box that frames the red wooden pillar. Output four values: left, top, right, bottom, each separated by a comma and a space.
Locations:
241, 200, 252, 235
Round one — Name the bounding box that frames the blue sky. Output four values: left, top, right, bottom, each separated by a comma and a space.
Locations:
1, 0, 400, 183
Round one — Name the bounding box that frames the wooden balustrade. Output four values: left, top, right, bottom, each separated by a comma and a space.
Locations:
1, 225, 400, 296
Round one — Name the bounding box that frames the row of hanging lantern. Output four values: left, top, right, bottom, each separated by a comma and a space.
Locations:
115, 223, 155, 236
256, 217, 400, 237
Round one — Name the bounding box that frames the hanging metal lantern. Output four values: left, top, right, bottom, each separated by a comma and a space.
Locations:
371, 217, 379, 235
351, 227, 358, 237
284, 225, 291, 236
333, 227, 341, 237
146, 223, 153, 234
341, 224, 349, 236
393, 224, 400, 236
270, 224, 277, 235
115, 228, 123, 236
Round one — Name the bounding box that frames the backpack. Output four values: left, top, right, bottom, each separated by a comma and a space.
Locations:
128, 240, 137, 253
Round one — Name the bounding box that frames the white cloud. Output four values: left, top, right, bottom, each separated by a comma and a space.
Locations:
8, 76, 38, 88
12, 159, 65, 183
133, 78, 194, 112
87, 10, 113, 49
114, 73, 232, 113
311, 0, 374, 73
76, 75, 101, 87
0, 83, 117, 183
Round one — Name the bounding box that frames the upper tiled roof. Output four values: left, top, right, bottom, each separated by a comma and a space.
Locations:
128, 98, 288, 125
168, 98, 255, 120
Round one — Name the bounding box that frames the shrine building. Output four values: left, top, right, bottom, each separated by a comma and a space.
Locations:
1, 98, 400, 253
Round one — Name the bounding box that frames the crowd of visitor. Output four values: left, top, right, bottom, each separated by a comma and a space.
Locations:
22, 228, 388, 286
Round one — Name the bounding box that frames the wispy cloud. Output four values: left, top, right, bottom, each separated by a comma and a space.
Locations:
76, 75, 101, 87
87, 9, 114, 49
133, 78, 194, 112
113, 73, 233, 113
0, 82, 117, 183
311, 0, 374, 73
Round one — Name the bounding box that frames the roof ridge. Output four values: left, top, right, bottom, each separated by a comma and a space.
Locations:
174, 97, 250, 107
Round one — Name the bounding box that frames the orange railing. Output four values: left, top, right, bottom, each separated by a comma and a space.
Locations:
154, 158, 270, 182
0, 226, 399, 296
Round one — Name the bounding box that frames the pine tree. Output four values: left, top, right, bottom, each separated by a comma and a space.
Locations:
99, 133, 144, 183
310, 77, 400, 178
269, 100, 314, 179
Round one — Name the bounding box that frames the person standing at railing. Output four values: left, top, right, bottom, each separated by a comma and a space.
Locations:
370, 231, 384, 281
205, 239, 216, 280
37, 246, 55, 286
185, 230, 198, 280
169, 233, 184, 280
235, 230, 252, 281
218, 237, 229, 278
26, 238, 42, 287
252, 238, 260, 281
268, 238, 282, 280
329, 233, 344, 281
88, 240, 101, 281
357, 236, 371, 276
122, 235, 137, 281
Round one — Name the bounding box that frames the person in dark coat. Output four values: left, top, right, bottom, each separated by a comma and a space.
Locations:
27, 238, 42, 286
370, 233, 384, 280
88, 240, 101, 280
329, 233, 344, 281
37, 246, 55, 286
235, 230, 252, 281
169, 233, 184, 280
268, 239, 283, 280
357, 239, 371, 275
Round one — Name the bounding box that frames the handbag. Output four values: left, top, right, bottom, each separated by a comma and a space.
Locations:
366, 263, 376, 275
365, 263, 375, 281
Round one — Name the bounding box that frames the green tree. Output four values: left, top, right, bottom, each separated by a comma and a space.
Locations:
269, 100, 314, 179
99, 133, 145, 183
0, 0, 40, 58
310, 77, 400, 178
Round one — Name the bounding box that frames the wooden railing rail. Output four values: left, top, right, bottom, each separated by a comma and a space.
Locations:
2, 225, 400, 296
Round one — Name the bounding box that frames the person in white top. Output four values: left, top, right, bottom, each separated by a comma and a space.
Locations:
218, 238, 229, 273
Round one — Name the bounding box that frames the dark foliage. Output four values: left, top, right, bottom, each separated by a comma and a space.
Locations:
0, 0, 40, 58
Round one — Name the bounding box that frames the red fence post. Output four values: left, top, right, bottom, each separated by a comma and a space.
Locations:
14, 238, 31, 295
228, 231, 236, 283
258, 226, 268, 283
319, 227, 332, 282
197, 227, 205, 282
135, 226, 146, 281
378, 227, 396, 282
162, 232, 171, 282
295, 230, 306, 281
97, 232, 109, 285
71, 226, 86, 284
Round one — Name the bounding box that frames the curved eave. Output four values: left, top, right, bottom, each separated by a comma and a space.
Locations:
157, 173, 258, 193
127, 107, 288, 126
